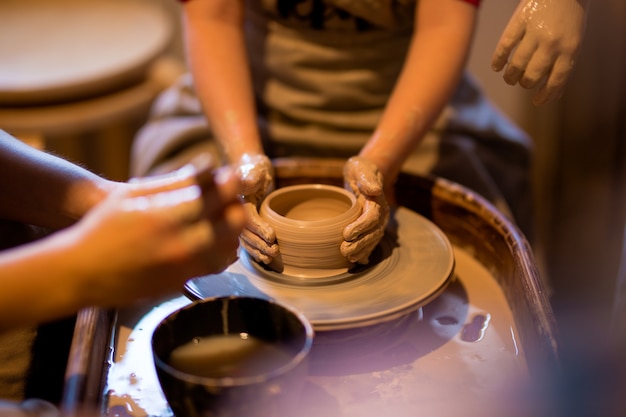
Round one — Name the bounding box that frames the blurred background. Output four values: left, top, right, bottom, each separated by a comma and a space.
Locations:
467, 3, 625, 413
468, 2, 625, 343
0, 0, 624, 403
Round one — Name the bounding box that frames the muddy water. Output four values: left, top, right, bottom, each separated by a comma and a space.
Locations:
105, 246, 528, 417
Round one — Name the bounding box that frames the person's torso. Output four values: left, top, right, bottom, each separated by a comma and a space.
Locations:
245, 0, 416, 151
243, 0, 530, 158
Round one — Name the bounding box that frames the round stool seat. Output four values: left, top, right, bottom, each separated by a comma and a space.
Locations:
0, 0, 173, 106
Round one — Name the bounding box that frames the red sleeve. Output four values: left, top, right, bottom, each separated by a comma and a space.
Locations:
461, 0, 481, 6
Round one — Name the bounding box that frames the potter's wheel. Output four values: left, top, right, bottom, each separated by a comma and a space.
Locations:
185, 207, 454, 331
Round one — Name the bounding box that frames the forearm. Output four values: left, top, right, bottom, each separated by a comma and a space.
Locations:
360, 0, 477, 187
182, 0, 264, 163
0, 131, 115, 228
0, 233, 85, 331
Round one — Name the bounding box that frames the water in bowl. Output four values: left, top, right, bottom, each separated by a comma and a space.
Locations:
168, 333, 294, 379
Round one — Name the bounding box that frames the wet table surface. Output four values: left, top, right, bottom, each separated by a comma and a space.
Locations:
104, 244, 530, 417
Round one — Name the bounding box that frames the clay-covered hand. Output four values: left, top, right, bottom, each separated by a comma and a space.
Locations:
342, 156, 390, 265
492, 0, 587, 106
63, 158, 245, 307
235, 153, 279, 265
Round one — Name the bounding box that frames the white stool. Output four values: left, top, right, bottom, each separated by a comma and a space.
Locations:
0, 0, 184, 180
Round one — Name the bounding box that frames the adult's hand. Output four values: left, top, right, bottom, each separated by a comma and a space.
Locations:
492, 0, 587, 106
235, 154, 279, 265
342, 156, 390, 265
63, 157, 245, 307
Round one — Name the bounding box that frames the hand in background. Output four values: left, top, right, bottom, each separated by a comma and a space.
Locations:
235, 154, 279, 265
342, 156, 390, 265
492, 0, 588, 106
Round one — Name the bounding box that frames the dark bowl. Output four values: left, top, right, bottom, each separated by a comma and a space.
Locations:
152, 296, 314, 417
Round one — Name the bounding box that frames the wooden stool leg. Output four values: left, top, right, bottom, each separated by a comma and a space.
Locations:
95, 122, 135, 181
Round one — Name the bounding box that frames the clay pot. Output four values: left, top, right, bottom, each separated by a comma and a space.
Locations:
259, 184, 361, 275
